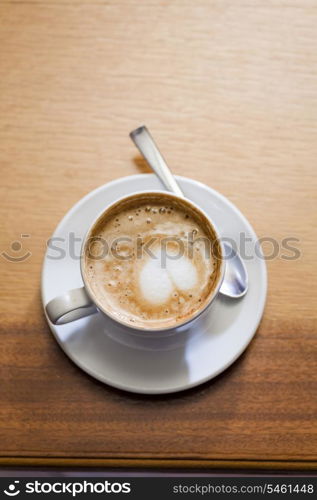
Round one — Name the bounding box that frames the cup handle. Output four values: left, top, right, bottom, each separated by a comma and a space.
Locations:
45, 287, 98, 325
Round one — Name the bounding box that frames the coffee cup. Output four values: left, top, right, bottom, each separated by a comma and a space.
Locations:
45, 191, 225, 334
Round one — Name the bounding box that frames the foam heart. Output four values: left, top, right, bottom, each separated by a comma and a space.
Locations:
139, 247, 198, 305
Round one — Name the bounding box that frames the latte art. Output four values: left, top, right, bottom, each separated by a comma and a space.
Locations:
139, 248, 198, 305
84, 193, 222, 329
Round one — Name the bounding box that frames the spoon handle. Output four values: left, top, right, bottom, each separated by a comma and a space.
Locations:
130, 126, 185, 198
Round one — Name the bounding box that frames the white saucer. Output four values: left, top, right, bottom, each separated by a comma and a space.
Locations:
41, 175, 267, 394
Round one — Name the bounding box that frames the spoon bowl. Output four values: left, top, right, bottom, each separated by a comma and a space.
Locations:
221, 242, 248, 298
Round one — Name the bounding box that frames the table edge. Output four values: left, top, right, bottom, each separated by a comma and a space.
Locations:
0, 458, 316, 471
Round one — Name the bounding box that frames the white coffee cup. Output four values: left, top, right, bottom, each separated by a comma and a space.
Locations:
45, 191, 225, 335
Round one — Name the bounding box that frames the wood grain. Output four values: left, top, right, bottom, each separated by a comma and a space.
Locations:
0, 0, 316, 469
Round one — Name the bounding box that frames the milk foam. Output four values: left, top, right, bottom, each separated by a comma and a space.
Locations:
140, 257, 173, 304
139, 247, 198, 305
85, 194, 221, 329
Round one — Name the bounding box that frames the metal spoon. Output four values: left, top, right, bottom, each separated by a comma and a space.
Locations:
129, 125, 248, 298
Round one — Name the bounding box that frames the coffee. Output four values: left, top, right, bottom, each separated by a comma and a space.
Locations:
83, 193, 222, 329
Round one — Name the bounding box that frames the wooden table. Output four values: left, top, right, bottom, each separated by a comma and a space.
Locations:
0, 0, 316, 471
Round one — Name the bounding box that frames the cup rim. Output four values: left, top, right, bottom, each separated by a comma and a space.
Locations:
80, 190, 225, 332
